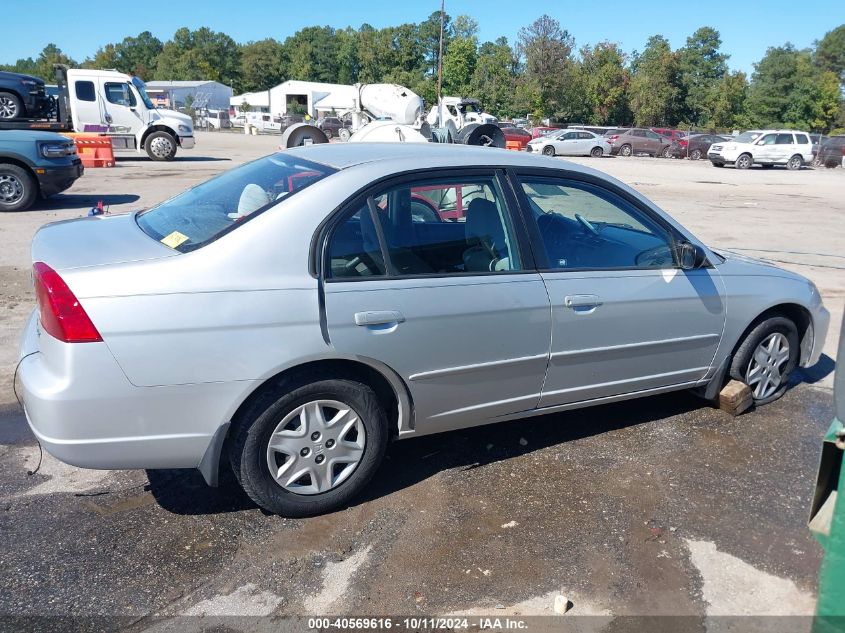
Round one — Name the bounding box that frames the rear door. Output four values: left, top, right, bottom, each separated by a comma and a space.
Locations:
323, 169, 551, 435
511, 171, 726, 408
774, 133, 796, 163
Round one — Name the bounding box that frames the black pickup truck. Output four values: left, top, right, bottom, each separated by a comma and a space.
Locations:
0, 71, 52, 121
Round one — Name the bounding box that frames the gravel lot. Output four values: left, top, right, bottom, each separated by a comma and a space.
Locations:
0, 131, 841, 627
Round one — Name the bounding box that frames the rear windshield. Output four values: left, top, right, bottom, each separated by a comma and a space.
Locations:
137, 153, 335, 252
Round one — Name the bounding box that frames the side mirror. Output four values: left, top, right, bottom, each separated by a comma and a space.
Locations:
678, 242, 708, 270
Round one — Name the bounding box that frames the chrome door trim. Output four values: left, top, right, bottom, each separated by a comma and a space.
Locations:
549, 333, 720, 360
409, 352, 548, 381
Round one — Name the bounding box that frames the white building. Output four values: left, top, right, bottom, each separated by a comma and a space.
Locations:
231, 80, 357, 118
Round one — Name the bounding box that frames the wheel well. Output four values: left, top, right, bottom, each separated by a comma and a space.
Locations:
140, 125, 176, 147
0, 158, 39, 194
730, 303, 812, 363
230, 359, 402, 439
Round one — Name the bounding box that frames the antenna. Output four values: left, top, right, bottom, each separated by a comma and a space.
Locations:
437, 0, 444, 127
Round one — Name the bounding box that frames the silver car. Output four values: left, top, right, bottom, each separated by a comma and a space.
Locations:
18, 144, 829, 517
527, 129, 612, 157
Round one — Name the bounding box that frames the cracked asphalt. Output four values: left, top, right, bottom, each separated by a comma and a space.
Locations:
0, 132, 841, 629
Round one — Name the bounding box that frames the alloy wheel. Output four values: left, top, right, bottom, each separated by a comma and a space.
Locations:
150, 136, 174, 159
265, 399, 366, 495
788, 156, 802, 170
0, 96, 19, 119
0, 173, 24, 204
745, 332, 790, 400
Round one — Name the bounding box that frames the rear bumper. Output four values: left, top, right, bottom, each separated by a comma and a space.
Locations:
36, 160, 83, 198
17, 310, 249, 472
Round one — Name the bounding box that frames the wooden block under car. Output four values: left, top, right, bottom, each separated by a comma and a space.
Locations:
719, 380, 753, 415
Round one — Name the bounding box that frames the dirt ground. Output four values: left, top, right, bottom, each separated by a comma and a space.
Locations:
0, 131, 842, 629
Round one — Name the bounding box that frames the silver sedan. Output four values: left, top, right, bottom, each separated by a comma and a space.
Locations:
527, 129, 612, 157
18, 144, 829, 516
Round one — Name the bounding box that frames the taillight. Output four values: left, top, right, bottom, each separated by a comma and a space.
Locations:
32, 262, 102, 343
680, 139, 688, 147
609, 135, 619, 142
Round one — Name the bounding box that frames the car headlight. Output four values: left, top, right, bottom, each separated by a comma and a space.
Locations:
39, 142, 76, 158
724, 144, 736, 151
178, 124, 191, 134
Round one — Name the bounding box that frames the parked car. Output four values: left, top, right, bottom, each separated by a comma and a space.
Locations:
668, 134, 729, 160
202, 109, 231, 130
815, 135, 845, 168
0, 130, 83, 211
651, 128, 688, 143
18, 143, 829, 517
527, 129, 611, 157
708, 130, 813, 170
317, 116, 350, 139
530, 126, 564, 139
810, 134, 828, 163
0, 71, 52, 120
500, 126, 532, 149
609, 128, 672, 157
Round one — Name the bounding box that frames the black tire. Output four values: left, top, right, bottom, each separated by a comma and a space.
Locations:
590, 146, 603, 158
660, 146, 671, 158
323, 128, 333, 139
690, 149, 702, 160
229, 377, 389, 517
145, 131, 177, 161
0, 91, 24, 120
786, 154, 803, 171
0, 163, 37, 212
281, 123, 329, 148
729, 316, 800, 405
735, 153, 752, 170
542, 145, 555, 157
619, 144, 632, 157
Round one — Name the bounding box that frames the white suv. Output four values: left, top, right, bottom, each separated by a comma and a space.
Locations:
708, 130, 813, 170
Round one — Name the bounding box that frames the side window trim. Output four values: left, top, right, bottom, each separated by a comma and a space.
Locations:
506, 167, 685, 272
319, 167, 534, 282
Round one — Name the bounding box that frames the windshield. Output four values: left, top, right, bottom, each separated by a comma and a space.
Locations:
131, 76, 156, 110
733, 132, 760, 143
137, 153, 336, 252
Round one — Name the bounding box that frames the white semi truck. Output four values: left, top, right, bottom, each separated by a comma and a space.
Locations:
0, 66, 195, 161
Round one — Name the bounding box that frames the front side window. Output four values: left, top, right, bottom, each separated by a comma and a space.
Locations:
104, 82, 136, 107
519, 177, 676, 270
138, 153, 335, 252
327, 176, 521, 279
759, 134, 777, 145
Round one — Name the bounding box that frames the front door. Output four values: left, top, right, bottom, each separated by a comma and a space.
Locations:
512, 173, 726, 408
100, 80, 144, 134
323, 171, 551, 435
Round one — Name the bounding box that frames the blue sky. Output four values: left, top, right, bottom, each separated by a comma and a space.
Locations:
3, 0, 843, 75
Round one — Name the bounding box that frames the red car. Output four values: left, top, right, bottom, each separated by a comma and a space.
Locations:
651, 128, 688, 143
530, 126, 564, 139
501, 126, 532, 149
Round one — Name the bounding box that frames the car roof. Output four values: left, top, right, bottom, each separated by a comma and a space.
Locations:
284, 141, 600, 174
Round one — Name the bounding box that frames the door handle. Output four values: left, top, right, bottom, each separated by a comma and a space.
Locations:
564, 294, 601, 309
354, 310, 405, 326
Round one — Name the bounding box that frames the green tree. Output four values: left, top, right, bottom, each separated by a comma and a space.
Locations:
335, 27, 359, 84
709, 70, 749, 130
32, 44, 76, 82
471, 37, 519, 118
628, 35, 682, 126
814, 24, 845, 86
517, 15, 579, 120
85, 44, 120, 70
240, 38, 285, 92
115, 31, 163, 80
283, 26, 338, 83
442, 22, 477, 95
678, 26, 728, 125
578, 41, 630, 124
0, 57, 38, 76
155, 27, 241, 89
418, 11, 452, 78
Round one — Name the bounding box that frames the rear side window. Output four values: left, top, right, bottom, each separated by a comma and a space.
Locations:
75, 81, 95, 102
137, 153, 335, 252
795, 134, 809, 145
775, 133, 794, 144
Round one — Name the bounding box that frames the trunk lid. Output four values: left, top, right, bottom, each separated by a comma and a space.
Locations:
31, 212, 177, 271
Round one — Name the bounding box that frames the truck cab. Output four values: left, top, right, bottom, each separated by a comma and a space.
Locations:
65, 69, 195, 161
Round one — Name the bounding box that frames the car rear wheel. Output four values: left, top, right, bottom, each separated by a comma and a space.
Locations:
542, 145, 555, 157
730, 316, 799, 405
690, 149, 702, 160
661, 146, 671, 158
590, 146, 603, 158
619, 144, 632, 157
786, 155, 803, 171
0, 164, 37, 212
0, 91, 23, 120
735, 153, 752, 170
324, 128, 333, 139
229, 377, 388, 517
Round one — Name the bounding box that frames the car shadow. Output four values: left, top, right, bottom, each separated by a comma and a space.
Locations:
32, 193, 141, 211
796, 353, 836, 385
145, 391, 705, 517
115, 156, 231, 163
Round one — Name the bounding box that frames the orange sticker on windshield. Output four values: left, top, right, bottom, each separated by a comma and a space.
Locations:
161, 231, 189, 248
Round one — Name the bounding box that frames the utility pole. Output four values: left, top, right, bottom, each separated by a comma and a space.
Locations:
437, 0, 444, 126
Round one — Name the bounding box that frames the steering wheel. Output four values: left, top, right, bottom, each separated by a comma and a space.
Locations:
634, 245, 674, 268
575, 213, 599, 236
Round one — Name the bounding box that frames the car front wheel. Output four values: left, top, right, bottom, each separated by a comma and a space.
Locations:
229, 377, 388, 517
690, 149, 702, 160
735, 153, 752, 170
0, 164, 37, 212
730, 316, 799, 405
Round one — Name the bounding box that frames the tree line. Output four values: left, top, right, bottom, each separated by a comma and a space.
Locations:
3, 15, 844, 133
